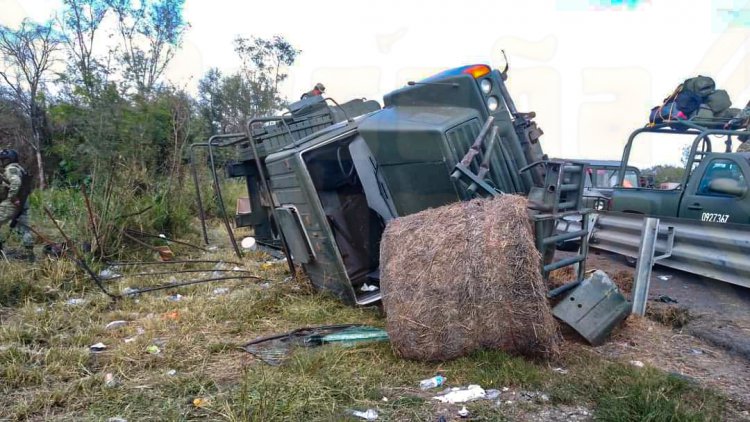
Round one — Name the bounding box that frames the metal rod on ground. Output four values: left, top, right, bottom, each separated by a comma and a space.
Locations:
124, 229, 208, 252
108, 259, 243, 266
43, 207, 119, 300
631, 217, 660, 316
127, 275, 268, 295
108, 268, 256, 280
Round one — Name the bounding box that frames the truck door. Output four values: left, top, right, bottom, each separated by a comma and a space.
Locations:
679, 157, 750, 224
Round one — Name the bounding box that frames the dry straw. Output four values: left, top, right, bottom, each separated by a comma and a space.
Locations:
380, 195, 560, 361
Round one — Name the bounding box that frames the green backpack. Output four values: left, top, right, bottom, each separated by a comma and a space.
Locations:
683, 75, 716, 98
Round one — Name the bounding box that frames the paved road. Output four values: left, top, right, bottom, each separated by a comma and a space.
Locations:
585, 250, 750, 359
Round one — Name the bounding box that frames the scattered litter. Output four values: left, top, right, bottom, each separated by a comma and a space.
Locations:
656, 295, 679, 304
485, 389, 501, 400
66, 298, 86, 306
349, 409, 378, 420
99, 268, 122, 280
158, 234, 167, 239
104, 373, 119, 388
690, 348, 704, 355
35, 307, 44, 313
521, 391, 550, 402
105, 320, 128, 330
458, 406, 470, 418
212, 287, 229, 296
136, 327, 145, 335
419, 375, 446, 390
90, 342, 107, 352
241, 237, 257, 250
502, 387, 509, 392
381, 397, 388, 402
162, 311, 179, 320
630, 360, 645, 368
207, 245, 218, 252
146, 345, 161, 354
124, 337, 137, 343
166, 369, 177, 376
156, 246, 174, 261
192, 397, 209, 408
166, 294, 182, 302
260, 282, 271, 289
433, 385, 486, 403
243, 325, 388, 365
553, 367, 569, 375
656, 275, 673, 281
360, 283, 379, 292
122, 287, 139, 297
108, 418, 127, 422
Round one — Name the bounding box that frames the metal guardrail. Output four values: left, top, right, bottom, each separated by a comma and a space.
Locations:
562, 211, 750, 289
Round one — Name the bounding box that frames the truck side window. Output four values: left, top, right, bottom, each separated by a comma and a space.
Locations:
697, 159, 746, 196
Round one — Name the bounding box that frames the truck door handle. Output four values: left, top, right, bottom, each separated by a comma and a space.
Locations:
687, 203, 703, 210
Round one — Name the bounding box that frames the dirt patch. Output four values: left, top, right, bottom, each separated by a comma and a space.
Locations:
584, 316, 750, 411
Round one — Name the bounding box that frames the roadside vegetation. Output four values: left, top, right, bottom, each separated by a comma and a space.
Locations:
0, 231, 729, 420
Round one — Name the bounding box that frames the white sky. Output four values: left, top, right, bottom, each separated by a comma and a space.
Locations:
3, 0, 750, 166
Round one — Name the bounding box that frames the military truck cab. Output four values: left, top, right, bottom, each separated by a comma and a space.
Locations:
610, 121, 750, 224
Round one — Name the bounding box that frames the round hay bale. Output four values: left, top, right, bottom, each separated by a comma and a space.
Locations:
380, 195, 560, 361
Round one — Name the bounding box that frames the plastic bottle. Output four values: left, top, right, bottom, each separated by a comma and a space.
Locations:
419, 375, 446, 390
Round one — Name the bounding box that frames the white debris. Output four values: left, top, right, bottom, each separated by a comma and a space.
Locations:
553, 367, 569, 374
350, 409, 378, 420
433, 385, 486, 403
630, 360, 645, 368
212, 287, 229, 296
485, 389, 501, 400
657, 275, 673, 281
90, 342, 107, 352
108, 418, 127, 422
104, 373, 119, 388
98, 268, 121, 280
241, 237, 257, 250
105, 320, 128, 330
360, 283, 379, 292
66, 298, 86, 306
122, 287, 139, 297
166, 369, 177, 376
458, 406, 470, 418
166, 294, 182, 302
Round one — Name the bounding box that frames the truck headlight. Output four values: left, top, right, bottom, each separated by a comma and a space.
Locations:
487, 96, 499, 111
480, 79, 492, 94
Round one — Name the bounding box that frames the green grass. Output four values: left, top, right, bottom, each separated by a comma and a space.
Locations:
0, 240, 730, 421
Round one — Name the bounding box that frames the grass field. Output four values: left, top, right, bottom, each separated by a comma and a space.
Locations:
0, 238, 729, 421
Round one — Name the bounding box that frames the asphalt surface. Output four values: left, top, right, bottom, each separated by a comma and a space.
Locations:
586, 250, 750, 359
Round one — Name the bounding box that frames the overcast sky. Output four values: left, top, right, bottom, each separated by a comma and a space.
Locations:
3, 0, 750, 166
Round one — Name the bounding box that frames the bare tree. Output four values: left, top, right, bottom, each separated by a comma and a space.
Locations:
0, 19, 60, 188
59, 0, 110, 97
108, 0, 188, 94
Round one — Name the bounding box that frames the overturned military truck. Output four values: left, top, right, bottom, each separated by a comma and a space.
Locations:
193, 64, 592, 306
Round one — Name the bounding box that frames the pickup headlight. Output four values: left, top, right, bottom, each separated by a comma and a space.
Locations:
487, 96, 499, 111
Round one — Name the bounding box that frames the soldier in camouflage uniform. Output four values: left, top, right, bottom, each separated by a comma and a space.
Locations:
0, 149, 34, 260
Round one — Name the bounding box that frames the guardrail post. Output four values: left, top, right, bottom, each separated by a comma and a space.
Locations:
631, 217, 660, 316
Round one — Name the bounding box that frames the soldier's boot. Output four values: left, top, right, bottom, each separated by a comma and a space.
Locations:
25, 246, 35, 263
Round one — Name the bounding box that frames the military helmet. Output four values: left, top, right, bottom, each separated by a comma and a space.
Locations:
0, 149, 19, 164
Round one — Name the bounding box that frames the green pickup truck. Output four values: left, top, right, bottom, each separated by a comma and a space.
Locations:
610, 121, 750, 224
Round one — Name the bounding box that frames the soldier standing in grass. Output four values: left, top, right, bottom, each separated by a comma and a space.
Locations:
0, 149, 34, 260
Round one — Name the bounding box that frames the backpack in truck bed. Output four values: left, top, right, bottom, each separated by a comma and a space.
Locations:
683, 75, 716, 98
